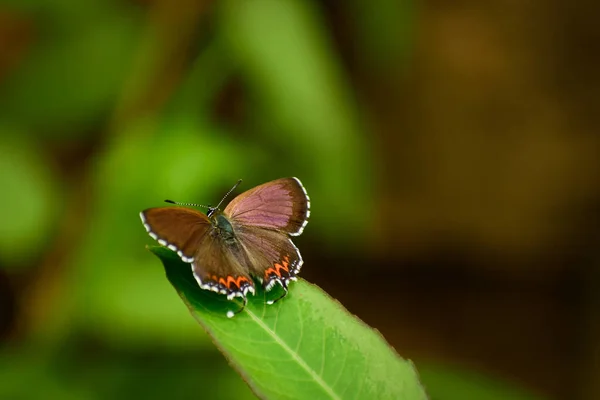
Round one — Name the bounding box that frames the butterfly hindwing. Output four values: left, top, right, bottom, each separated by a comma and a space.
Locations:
223, 177, 310, 236
190, 232, 255, 299
234, 225, 303, 291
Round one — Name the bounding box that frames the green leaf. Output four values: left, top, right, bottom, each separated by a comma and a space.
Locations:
148, 245, 428, 400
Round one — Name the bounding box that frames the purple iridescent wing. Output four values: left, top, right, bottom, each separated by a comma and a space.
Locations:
223, 177, 309, 291
223, 177, 310, 236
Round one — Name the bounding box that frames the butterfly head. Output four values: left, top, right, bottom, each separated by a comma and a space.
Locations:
206, 206, 219, 218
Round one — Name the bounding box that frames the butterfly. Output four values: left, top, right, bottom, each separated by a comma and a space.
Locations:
140, 177, 310, 317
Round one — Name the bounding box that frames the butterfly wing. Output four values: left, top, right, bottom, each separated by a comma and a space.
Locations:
190, 231, 255, 298
223, 177, 310, 236
141, 177, 310, 301
141, 207, 255, 299
235, 225, 303, 291
140, 207, 211, 263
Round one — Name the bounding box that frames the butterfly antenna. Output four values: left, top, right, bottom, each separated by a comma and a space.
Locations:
164, 179, 242, 213
164, 199, 211, 209
214, 179, 243, 210
226, 296, 247, 318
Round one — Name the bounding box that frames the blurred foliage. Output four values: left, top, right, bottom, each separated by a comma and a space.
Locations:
0, 0, 142, 136
218, 0, 374, 245
418, 363, 546, 400
0, 0, 378, 397
0, 341, 256, 400
0, 132, 61, 268
0, 0, 590, 398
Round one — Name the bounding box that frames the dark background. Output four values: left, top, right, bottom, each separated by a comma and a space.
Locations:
1, 0, 599, 399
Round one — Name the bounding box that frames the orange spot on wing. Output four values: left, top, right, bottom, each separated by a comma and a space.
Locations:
264, 256, 291, 279
235, 276, 249, 287
217, 275, 249, 290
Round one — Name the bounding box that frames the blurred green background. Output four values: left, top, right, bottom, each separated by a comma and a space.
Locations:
0, 0, 598, 399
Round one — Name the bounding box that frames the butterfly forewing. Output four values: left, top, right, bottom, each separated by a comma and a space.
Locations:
140, 207, 211, 262
223, 177, 310, 236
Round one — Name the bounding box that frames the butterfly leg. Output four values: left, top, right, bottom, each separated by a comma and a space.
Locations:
266, 280, 289, 305
226, 296, 248, 318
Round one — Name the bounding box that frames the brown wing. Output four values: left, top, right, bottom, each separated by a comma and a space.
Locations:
191, 232, 255, 299
140, 207, 211, 263
223, 177, 310, 236
141, 207, 254, 299
234, 224, 303, 291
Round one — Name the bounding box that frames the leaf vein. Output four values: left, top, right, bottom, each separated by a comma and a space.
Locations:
245, 308, 341, 400
330, 348, 348, 392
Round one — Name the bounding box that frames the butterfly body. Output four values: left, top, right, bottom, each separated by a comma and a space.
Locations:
140, 177, 310, 315
210, 211, 238, 245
